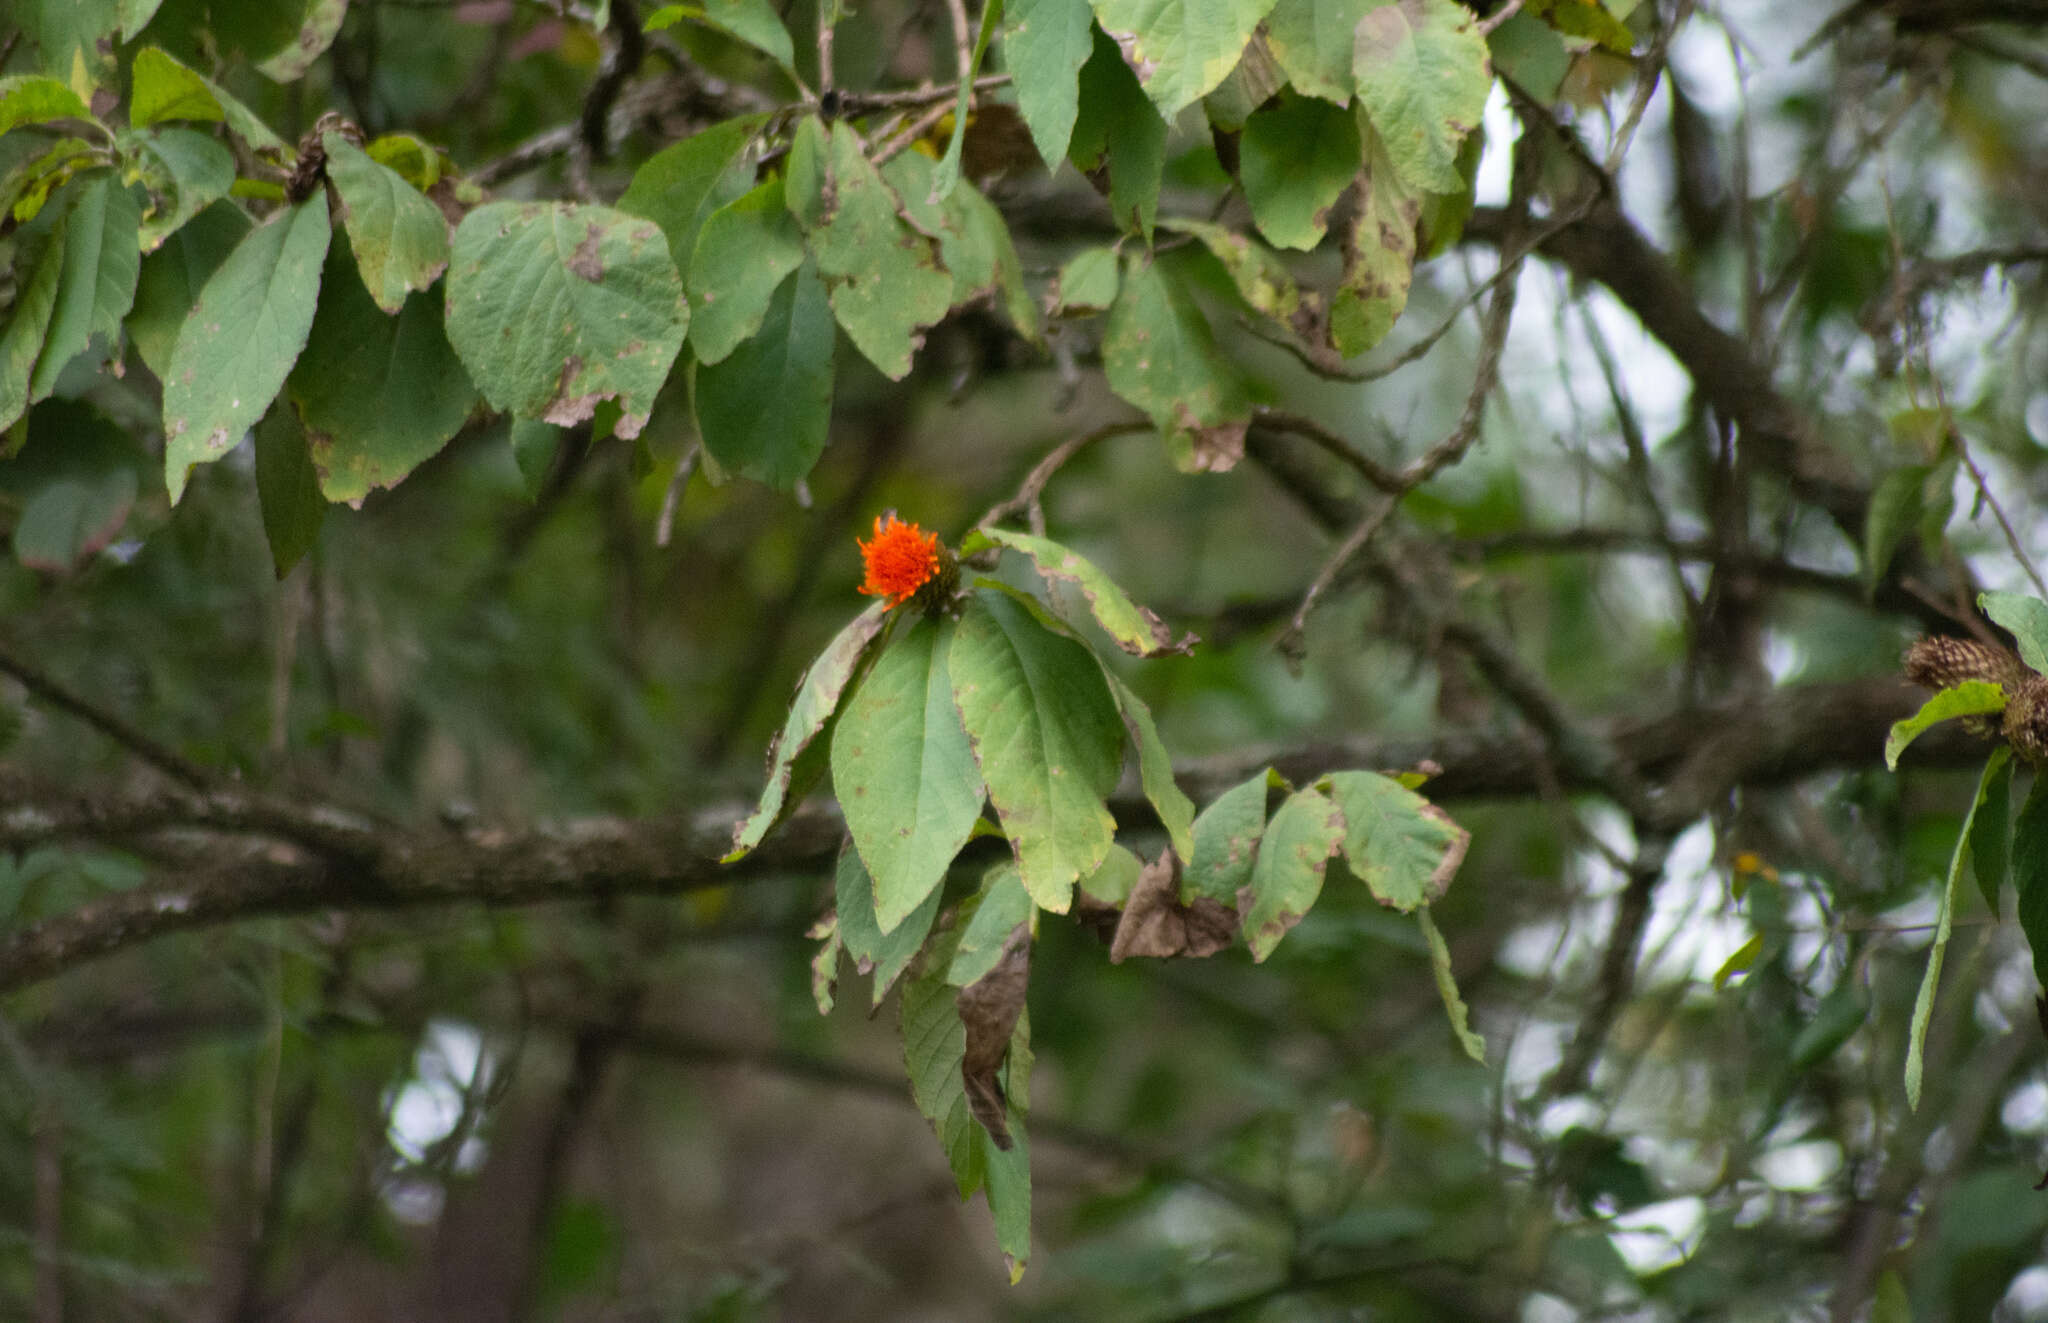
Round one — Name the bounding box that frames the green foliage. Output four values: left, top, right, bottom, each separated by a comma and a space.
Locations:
1884, 680, 2005, 769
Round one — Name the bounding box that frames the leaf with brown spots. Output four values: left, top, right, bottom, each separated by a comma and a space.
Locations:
1109, 851, 1239, 961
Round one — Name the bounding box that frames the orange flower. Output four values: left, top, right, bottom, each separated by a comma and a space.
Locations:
857, 513, 945, 608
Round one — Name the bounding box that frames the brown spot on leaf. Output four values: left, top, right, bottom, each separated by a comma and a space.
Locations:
1420, 805, 1470, 904
956, 925, 1031, 1149
1110, 852, 1238, 962
1177, 411, 1248, 473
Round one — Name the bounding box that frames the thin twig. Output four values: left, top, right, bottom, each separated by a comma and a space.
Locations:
817, 0, 836, 96
654, 443, 701, 548
975, 420, 1153, 531
0, 642, 213, 790
871, 97, 956, 167
1478, 0, 1525, 36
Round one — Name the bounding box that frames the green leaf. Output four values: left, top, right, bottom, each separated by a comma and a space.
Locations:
928, 0, 1004, 202
1082, 842, 1143, 903
0, 77, 93, 135
832, 614, 987, 933
1240, 786, 1345, 960
1069, 29, 1168, 236
2012, 772, 2048, 996
1353, 0, 1492, 194
782, 116, 829, 229
1418, 904, 1485, 1062
1527, 0, 1632, 52
1320, 769, 1468, 910
815, 917, 840, 1015
132, 126, 235, 253
1871, 1271, 1910, 1323
1183, 767, 1277, 903
727, 600, 893, 860
127, 197, 248, 376
1330, 121, 1420, 356
127, 47, 288, 154
948, 866, 1034, 986
802, 122, 953, 380
1787, 981, 1866, 1073
31, 173, 141, 401
1864, 463, 1929, 596
251, 402, 324, 577
30, 0, 120, 97
1102, 253, 1251, 468
1053, 245, 1119, 314
1712, 933, 1763, 992
2, 138, 101, 229
901, 954, 990, 1196
687, 176, 807, 365
985, 1106, 1032, 1281
1240, 92, 1361, 250
949, 588, 1126, 913
1906, 750, 2007, 1109
1105, 674, 1195, 862
1202, 33, 1285, 130
163, 194, 331, 503
691, 260, 834, 491
881, 152, 1037, 339
1883, 680, 2005, 771
1264, 0, 1375, 103
321, 131, 450, 314
287, 237, 478, 503
1981, 591, 2048, 675
835, 842, 945, 1006
969, 526, 1195, 657
645, 0, 797, 68
1972, 748, 2013, 915
508, 420, 560, 499
617, 114, 766, 278
1486, 11, 1568, 101
364, 133, 444, 189
444, 201, 687, 437
1090, 0, 1281, 117
247, 0, 345, 80
1160, 217, 1323, 339
1001, 0, 1095, 167
0, 226, 66, 435
13, 470, 137, 573
120, 0, 166, 37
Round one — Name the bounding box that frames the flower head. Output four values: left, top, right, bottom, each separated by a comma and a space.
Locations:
857, 513, 949, 609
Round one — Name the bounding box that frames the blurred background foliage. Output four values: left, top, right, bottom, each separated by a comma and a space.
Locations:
8, 0, 2048, 1320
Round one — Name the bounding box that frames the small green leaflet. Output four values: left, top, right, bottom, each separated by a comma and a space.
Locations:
1182, 767, 1278, 903
687, 176, 806, 364
643, 0, 797, 73
1102, 253, 1251, 470
1090, 0, 1281, 117
1863, 464, 1932, 596
126, 47, 288, 154
1981, 591, 2048, 675
726, 600, 892, 860
948, 867, 1034, 986
444, 202, 687, 438
163, 195, 331, 503
1972, 748, 2013, 914
288, 238, 478, 503
1321, 769, 1468, 911
928, 0, 1004, 201
127, 198, 249, 377
1788, 981, 1866, 1073
252, 403, 324, 577
1353, 0, 1492, 194
321, 131, 451, 314
1001, 0, 1095, 167
1240, 92, 1361, 251
1884, 680, 2005, 770
801, 122, 953, 380
1241, 786, 1345, 960
834, 841, 945, 1006
831, 615, 987, 933
1069, 29, 1168, 237
254, 0, 350, 81
29, 172, 141, 402
1418, 905, 1484, 1062
1711, 933, 1763, 992
1264, 0, 1375, 103
0, 229, 68, 435
966, 525, 1196, 657
1331, 121, 1421, 356
0, 77, 92, 135
1906, 749, 2008, 1109
617, 114, 766, 278
13, 469, 138, 574
133, 127, 236, 253
1105, 673, 1196, 863
691, 261, 835, 491
949, 588, 1125, 913
1053, 245, 1119, 314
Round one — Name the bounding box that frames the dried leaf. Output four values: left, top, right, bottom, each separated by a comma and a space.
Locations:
1110, 850, 1239, 961
956, 924, 1031, 1149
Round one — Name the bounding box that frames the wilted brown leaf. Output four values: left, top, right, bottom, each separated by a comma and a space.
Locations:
1110, 851, 1239, 962
956, 924, 1031, 1149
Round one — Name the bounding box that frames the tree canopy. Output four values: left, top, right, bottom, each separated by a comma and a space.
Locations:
5, 0, 2048, 1318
